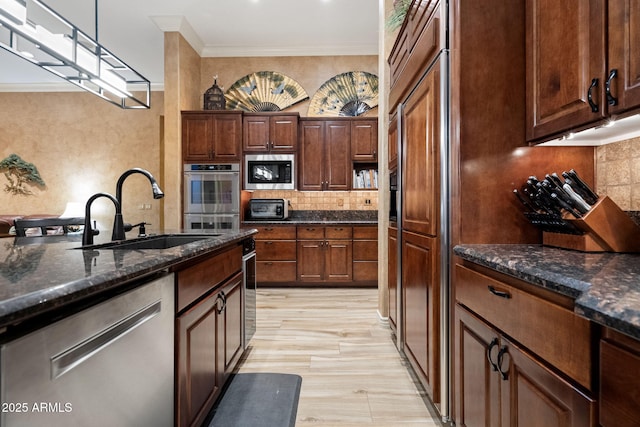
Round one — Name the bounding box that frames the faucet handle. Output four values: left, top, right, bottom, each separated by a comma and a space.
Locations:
91, 220, 99, 236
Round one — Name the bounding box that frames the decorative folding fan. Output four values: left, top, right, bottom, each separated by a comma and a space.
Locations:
225, 71, 309, 112
307, 71, 379, 117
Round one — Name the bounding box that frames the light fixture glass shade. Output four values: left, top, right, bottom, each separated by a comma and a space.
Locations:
0, 0, 150, 109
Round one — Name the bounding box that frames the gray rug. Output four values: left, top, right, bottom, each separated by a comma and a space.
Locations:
207, 373, 302, 427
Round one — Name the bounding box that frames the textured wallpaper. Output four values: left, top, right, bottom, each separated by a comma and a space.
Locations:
596, 137, 640, 211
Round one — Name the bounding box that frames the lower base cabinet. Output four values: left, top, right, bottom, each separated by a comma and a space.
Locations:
600, 328, 640, 427
175, 244, 244, 427
455, 305, 597, 427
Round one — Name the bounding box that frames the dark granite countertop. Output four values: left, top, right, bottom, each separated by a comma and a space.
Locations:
454, 244, 640, 340
243, 210, 378, 225
0, 228, 256, 330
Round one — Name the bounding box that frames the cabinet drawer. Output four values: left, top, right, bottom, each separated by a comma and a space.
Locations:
254, 225, 296, 240
177, 245, 242, 313
353, 261, 378, 282
257, 261, 297, 282
353, 226, 377, 239
255, 240, 296, 261
297, 226, 325, 239
455, 264, 592, 390
325, 226, 352, 239
353, 240, 377, 261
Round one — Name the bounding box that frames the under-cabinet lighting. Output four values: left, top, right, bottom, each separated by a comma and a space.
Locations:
0, 0, 150, 108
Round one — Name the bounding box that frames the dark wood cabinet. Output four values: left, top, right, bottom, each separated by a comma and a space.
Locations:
243, 113, 298, 153
607, 0, 640, 115
402, 61, 440, 237
299, 119, 351, 191
388, 113, 398, 171
455, 305, 597, 427
388, 226, 398, 333
525, 0, 640, 141
600, 327, 640, 426
254, 225, 297, 285
182, 111, 243, 162
352, 225, 378, 284
175, 245, 244, 427
402, 229, 440, 402
297, 226, 352, 283
351, 119, 378, 162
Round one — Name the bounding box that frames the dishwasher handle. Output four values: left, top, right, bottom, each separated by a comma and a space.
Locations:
50, 300, 162, 380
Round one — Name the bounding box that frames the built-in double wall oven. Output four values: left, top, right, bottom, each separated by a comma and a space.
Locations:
183, 164, 240, 230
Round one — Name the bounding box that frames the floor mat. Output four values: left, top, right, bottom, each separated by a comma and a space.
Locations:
207, 373, 302, 427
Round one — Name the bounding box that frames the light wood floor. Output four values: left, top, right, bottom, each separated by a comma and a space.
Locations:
236, 288, 443, 426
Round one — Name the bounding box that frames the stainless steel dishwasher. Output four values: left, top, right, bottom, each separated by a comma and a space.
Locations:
0, 273, 174, 427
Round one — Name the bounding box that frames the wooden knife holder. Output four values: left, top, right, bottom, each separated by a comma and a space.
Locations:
543, 196, 640, 253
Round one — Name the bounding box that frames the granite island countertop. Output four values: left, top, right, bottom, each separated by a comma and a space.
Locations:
242, 209, 378, 225
0, 228, 257, 331
454, 244, 640, 340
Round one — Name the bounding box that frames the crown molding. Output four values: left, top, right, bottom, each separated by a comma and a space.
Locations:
150, 15, 204, 54
200, 43, 379, 58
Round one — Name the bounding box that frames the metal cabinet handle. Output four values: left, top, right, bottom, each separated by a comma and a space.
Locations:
587, 78, 599, 112
265, 227, 273, 231
487, 338, 499, 371
488, 285, 511, 299
51, 300, 161, 379
265, 241, 273, 245
215, 292, 226, 314
266, 262, 273, 265
497, 346, 510, 380
606, 69, 618, 106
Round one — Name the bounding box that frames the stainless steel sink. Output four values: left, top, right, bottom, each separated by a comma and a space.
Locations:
75, 234, 220, 250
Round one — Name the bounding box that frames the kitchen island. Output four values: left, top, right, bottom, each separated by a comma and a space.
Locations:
0, 228, 256, 427
453, 244, 640, 426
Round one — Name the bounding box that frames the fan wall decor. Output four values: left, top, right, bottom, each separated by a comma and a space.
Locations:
225, 71, 309, 112
307, 71, 379, 117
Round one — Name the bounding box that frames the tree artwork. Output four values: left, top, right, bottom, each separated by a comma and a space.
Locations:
0, 154, 46, 195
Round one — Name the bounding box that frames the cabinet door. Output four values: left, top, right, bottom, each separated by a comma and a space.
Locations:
211, 113, 242, 161
182, 114, 213, 161
454, 305, 501, 427
402, 64, 440, 237
243, 115, 270, 152
401, 230, 440, 402
608, 0, 640, 114
526, 0, 606, 141
388, 227, 398, 331
325, 239, 353, 281
176, 292, 223, 427
221, 272, 243, 378
325, 121, 351, 190
600, 329, 640, 427
351, 119, 378, 161
270, 115, 298, 151
388, 113, 398, 171
501, 336, 597, 427
297, 240, 325, 281
299, 121, 325, 191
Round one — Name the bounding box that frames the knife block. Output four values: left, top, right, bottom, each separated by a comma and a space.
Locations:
543, 196, 640, 252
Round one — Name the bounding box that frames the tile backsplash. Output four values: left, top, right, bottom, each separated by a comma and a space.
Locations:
596, 137, 640, 210
249, 190, 378, 211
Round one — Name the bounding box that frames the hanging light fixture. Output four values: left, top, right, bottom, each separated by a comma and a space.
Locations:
0, 0, 150, 109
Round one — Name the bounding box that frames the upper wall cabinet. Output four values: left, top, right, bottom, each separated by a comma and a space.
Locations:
350, 119, 378, 162
182, 111, 243, 162
527, 0, 640, 143
299, 119, 351, 191
242, 113, 299, 153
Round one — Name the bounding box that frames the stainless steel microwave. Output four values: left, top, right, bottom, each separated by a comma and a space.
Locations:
244, 154, 295, 190
248, 198, 290, 220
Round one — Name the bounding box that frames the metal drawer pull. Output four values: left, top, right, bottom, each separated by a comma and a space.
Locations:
488, 286, 511, 299
497, 346, 510, 380
487, 338, 499, 371
587, 78, 599, 112
605, 68, 618, 106
51, 300, 161, 380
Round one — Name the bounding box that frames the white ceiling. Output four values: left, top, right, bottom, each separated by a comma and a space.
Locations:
0, 0, 380, 89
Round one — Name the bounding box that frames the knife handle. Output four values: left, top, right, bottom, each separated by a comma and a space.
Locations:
566, 170, 599, 204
